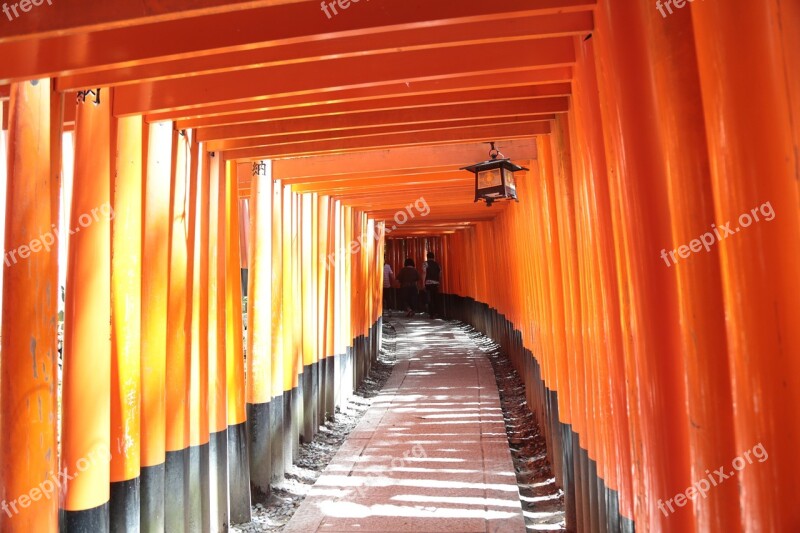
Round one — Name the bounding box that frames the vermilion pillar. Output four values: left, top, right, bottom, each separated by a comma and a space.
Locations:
165, 128, 195, 532
246, 160, 273, 503
301, 193, 317, 443
692, 1, 800, 529
270, 179, 285, 483
571, 34, 634, 529
319, 196, 335, 421
207, 151, 229, 531
535, 134, 579, 529
140, 121, 172, 533
341, 206, 354, 403
311, 194, 323, 429
187, 137, 210, 532
290, 191, 303, 461
281, 185, 295, 472
0, 79, 61, 533
594, 1, 693, 530
225, 161, 251, 524
110, 114, 144, 532
640, 6, 740, 532
61, 87, 113, 531
549, 119, 591, 530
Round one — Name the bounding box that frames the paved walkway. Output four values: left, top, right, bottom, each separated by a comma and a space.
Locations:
284, 316, 525, 533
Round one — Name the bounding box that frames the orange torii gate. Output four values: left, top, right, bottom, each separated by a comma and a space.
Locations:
0, 0, 799, 532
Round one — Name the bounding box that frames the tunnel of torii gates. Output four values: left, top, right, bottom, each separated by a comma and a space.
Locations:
0, 0, 798, 532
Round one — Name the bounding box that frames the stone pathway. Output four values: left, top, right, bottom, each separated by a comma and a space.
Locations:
283, 316, 525, 533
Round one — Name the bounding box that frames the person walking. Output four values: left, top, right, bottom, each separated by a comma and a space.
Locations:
383, 258, 396, 314
422, 251, 442, 319
397, 258, 420, 318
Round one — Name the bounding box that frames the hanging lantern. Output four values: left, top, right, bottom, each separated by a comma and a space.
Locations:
461, 142, 528, 206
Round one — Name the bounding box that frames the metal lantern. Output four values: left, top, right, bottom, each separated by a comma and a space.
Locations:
461, 142, 528, 206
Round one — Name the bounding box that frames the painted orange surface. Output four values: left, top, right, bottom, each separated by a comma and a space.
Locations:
208, 152, 228, 434
110, 114, 144, 482
1, 2, 798, 531
0, 80, 61, 531
141, 121, 172, 466
61, 87, 112, 511
165, 129, 193, 452
189, 138, 210, 447
225, 161, 247, 426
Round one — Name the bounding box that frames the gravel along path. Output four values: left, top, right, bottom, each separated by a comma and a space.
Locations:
232, 322, 397, 532
460, 322, 567, 532
234, 319, 564, 532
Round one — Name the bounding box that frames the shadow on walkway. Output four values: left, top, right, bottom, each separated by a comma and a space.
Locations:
283, 316, 526, 533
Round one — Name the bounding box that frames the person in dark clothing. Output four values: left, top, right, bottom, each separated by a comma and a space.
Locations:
397, 258, 420, 318
422, 251, 442, 319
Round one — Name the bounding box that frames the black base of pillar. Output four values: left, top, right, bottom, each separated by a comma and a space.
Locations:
60, 501, 109, 533
561, 423, 577, 532
247, 400, 272, 504
187, 442, 210, 532
333, 352, 342, 409
270, 393, 285, 483
606, 484, 621, 533
301, 365, 315, 443
324, 356, 334, 421
588, 457, 600, 532
165, 448, 188, 532
139, 462, 164, 533
209, 429, 229, 531
110, 477, 139, 532
283, 389, 293, 473
227, 421, 252, 524
291, 384, 302, 460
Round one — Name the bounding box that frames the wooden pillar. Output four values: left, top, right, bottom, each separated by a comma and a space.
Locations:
342, 206, 354, 401
207, 151, 229, 531
332, 201, 344, 410
281, 184, 294, 473
61, 86, 113, 532
317, 196, 332, 423
187, 136, 210, 532
568, 35, 634, 530
0, 78, 61, 533
246, 160, 273, 503
290, 192, 303, 461
110, 114, 144, 532
164, 128, 195, 532
301, 193, 317, 443
639, 6, 741, 531
692, 1, 800, 529
312, 194, 324, 429
140, 121, 172, 533
323, 197, 336, 421
594, 0, 693, 530
225, 161, 251, 524
270, 179, 285, 484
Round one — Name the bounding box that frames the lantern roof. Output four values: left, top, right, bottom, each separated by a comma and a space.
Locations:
460, 158, 529, 174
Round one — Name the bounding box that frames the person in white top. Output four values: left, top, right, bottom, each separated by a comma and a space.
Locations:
383, 260, 396, 313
